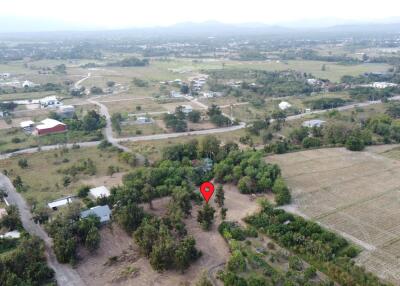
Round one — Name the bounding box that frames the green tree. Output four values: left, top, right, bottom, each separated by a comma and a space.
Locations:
111, 112, 122, 135
199, 135, 220, 159
227, 250, 246, 272
273, 177, 291, 205
115, 202, 145, 233
346, 136, 365, 151
85, 226, 100, 252
197, 203, 215, 231
17, 158, 28, 169
106, 81, 116, 87
188, 110, 201, 123
214, 185, 225, 207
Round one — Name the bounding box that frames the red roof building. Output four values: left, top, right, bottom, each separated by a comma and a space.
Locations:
36, 118, 67, 135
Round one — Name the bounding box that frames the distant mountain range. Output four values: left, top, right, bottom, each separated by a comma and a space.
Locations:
1, 18, 400, 37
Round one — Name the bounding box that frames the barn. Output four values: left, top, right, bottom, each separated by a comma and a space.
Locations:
36, 118, 67, 135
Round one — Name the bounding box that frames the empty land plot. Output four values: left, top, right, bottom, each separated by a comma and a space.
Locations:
268, 146, 400, 285
103, 98, 165, 114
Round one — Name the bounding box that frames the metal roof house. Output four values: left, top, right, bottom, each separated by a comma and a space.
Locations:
302, 119, 326, 128
36, 118, 67, 136
89, 186, 110, 199
80, 205, 112, 224
48, 196, 76, 210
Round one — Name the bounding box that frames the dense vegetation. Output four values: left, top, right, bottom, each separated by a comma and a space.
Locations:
46, 204, 101, 264
0, 205, 54, 285
214, 150, 291, 205
245, 201, 390, 286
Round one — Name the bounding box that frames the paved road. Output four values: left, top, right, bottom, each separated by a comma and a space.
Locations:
115, 122, 246, 143
0, 173, 86, 286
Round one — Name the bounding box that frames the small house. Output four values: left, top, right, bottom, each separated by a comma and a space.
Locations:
171, 91, 183, 98
36, 118, 67, 136
279, 101, 292, 110
0, 230, 21, 239
89, 186, 110, 199
302, 119, 326, 128
136, 116, 152, 124
48, 196, 76, 210
58, 105, 75, 118
181, 105, 193, 114
39, 96, 61, 108
22, 80, 38, 88
80, 205, 112, 224
20, 120, 35, 131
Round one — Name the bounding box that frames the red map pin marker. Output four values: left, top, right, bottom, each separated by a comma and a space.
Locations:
199, 181, 215, 203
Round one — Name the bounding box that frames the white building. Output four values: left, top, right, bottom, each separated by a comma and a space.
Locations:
0, 230, 21, 239
58, 105, 75, 118
0, 73, 10, 79
40, 96, 62, 108
181, 105, 193, 114
171, 91, 183, 98
279, 101, 292, 110
136, 116, 152, 124
372, 82, 398, 89
307, 78, 320, 85
302, 119, 326, 128
22, 80, 38, 88
20, 120, 35, 131
89, 186, 110, 199
48, 196, 75, 210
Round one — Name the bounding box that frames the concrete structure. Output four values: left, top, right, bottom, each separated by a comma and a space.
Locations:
20, 120, 35, 130
48, 196, 76, 210
279, 101, 292, 110
0, 230, 21, 239
181, 105, 193, 114
136, 116, 152, 124
372, 82, 398, 89
302, 119, 326, 128
0, 208, 7, 219
36, 118, 67, 136
22, 80, 38, 88
58, 105, 75, 118
0, 73, 10, 79
89, 186, 110, 199
40, 96, 61, 108
81, 205, 112, 224
171, 91, 183, 98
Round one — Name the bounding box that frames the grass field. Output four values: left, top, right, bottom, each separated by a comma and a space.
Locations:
268, 146, 400, 284
152, 59, 390, 82
0, 147, 131, 206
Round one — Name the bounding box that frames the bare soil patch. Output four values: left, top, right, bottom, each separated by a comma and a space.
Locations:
76, 184, 263, 285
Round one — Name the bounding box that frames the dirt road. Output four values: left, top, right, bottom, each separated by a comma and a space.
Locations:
0, 173, 86, 286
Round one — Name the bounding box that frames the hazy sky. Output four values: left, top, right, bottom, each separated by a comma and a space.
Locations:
1, 0, 400, 29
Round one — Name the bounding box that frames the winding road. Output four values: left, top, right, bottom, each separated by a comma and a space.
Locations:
2, 73, 399, 286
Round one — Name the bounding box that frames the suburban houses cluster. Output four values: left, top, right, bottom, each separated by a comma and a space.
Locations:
47, 186, 112, 224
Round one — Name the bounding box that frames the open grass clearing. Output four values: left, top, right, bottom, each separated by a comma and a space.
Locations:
0, 147, 131, 206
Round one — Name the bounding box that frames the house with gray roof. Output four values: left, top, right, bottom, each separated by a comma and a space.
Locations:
80, 205, 112, 224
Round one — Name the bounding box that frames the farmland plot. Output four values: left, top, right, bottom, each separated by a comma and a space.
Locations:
268, 146, 400, 285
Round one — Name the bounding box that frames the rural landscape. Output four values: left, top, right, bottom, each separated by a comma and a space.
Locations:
2, 2, 400, 286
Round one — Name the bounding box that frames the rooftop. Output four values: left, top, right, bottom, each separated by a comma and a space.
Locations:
81, 205, 112, 223
89, 186, 110, 198
36, 118, 65, 130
